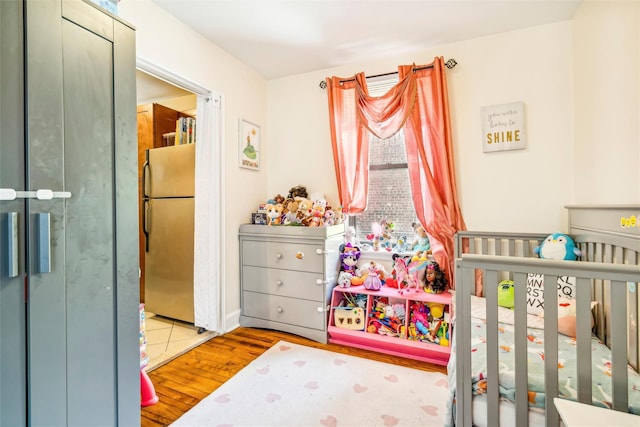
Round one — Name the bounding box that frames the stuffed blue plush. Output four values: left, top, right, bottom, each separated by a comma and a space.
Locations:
535, 233, 581, 260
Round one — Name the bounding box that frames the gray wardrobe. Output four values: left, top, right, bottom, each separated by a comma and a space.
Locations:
1, 0, 140, 425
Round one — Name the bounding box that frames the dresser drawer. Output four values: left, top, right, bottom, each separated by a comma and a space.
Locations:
242, 265, 325, 301
242, 240, 324, 273
242, 291, 327, 330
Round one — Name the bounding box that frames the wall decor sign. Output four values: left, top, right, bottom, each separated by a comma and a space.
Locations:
481, 102, 526, 153
239, 118, 260, 170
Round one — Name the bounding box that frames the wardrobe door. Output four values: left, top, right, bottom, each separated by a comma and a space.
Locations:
25, 0, 139, 424
0, 1, 27, 425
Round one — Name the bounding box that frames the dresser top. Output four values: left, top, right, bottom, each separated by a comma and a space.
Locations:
240, 223, 345, 239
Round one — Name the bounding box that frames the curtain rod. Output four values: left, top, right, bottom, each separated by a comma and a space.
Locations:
319, 58, 457, 89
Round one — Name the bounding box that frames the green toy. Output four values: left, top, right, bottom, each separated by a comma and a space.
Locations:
497, 280, 515, 309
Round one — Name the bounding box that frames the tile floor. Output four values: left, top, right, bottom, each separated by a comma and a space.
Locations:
143, 312, 216, 371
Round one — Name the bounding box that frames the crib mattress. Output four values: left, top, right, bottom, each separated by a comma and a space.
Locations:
446, 299, 640, 426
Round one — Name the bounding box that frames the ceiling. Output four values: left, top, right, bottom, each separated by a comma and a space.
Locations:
150, 0, 581, 80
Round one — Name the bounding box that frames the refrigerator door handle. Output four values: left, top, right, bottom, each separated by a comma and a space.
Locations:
4, 212, 19, 278
143, 198, 150, 252
142, 150, 150, 198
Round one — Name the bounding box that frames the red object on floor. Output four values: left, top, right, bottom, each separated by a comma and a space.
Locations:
140, 369, 159, 406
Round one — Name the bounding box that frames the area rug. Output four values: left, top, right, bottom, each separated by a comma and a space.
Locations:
170, 340, 449, 427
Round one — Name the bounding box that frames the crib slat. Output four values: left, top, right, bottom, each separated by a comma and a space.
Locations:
543, 275, 559, 426
456, 264, 474, 426
485, 270, 500, 427
610, 280, 629, 412
576, 277, 593, 404
514, 272, 529, 426
628, 250, 639, 371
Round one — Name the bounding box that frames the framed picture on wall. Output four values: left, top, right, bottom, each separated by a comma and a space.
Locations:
239, 118, 260, 170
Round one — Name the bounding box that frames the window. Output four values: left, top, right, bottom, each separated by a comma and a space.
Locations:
351, 75, 419, 251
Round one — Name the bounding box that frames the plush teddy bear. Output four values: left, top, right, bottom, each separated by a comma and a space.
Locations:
296, 197, 314, 226
411, 222, 431, 254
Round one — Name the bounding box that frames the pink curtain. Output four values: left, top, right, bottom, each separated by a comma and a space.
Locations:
326, 57, 466, 286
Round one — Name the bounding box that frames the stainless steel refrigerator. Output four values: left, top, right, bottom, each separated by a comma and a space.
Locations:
143, 143, 196, 323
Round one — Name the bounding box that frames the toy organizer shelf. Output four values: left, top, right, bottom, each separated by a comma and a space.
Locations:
327, 286, 452, 365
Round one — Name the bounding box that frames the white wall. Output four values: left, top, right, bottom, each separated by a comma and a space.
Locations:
119, 0, 270, 323
269, 22, 575, 233
572, 0, 640, 203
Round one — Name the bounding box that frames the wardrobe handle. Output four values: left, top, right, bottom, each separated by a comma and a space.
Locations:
36, 213, 51, 274
5, 212, 18, 278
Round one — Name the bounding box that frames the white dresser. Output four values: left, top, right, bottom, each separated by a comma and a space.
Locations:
239, 223, 345, 343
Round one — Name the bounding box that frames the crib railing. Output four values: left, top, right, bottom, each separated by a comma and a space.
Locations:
454, 255, 639, 427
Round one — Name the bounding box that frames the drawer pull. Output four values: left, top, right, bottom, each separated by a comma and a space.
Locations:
315, 248, 326, 255
316, 307, 324, 313
276, 252, 283, 259
316, 278, 325, 285
276, 280, 284, 286
296, 251, 304, 259
277, 307, 283, 313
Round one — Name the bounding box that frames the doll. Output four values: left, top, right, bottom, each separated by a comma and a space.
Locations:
424, 261, 448, 294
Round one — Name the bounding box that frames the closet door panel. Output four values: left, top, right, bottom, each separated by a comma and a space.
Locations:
0, 1, 27, 425
25, 0, 67, 424
62, 18, 117, 424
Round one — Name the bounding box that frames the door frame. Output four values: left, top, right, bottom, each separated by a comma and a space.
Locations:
136, 57, 225, 333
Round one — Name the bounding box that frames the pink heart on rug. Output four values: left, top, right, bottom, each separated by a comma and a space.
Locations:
421, 405, 439, 416
353, 384, 367, 393
294, 360, 306, 367
213, 393, 231, 404
384, 374, 398, 383
305, 381, 319, 389
279, 345, 291, 351
320, 415, 337, 427
333, 359, 346, 366
257, 367, 269, 375
266, 393, 281, 403
436, 378, 448, 388
381, 414, 399, 426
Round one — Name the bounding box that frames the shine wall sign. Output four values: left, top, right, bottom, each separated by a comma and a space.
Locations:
481, 101, 526, 153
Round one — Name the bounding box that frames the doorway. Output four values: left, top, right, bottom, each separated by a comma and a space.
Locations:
135, 60, 224, 368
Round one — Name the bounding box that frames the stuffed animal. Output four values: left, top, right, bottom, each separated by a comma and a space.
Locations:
324, 206, 336, 226
295, 197, 312, 225
345, 226, 357, 246
411, 222, 431, 254
309, 200, 325, 227
535, 233, 582, 260
424, 261, 447, 294
265, 203, 283, 225
339, 243, 363, 285
287, 185, 308, 200
280, 198, 299, 225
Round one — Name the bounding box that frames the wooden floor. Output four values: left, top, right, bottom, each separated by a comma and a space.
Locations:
141, 327, 448, 426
